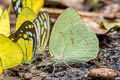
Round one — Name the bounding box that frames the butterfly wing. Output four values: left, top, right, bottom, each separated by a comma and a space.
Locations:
0, 7, 3, 16
0, 34, 23, 69
12, 0, 44, 16
9, 21, 36, 63
16, 7, 37, 31
33, 11, 50, 53
49, 8, 99, 63
0, 7, 10, 37
0, 59, 2, 74
22, 0, 44, 14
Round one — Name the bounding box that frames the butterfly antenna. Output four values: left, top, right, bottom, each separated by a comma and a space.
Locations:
63, 61, 72, 68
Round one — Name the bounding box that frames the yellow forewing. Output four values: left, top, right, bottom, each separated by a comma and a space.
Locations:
16, 7, 37, 31
0, 34, 23, 69
0, 7, 10, 37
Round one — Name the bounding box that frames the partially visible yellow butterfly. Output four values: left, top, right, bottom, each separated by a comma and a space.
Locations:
12, 0, 44, 16
0, 6, 10, 37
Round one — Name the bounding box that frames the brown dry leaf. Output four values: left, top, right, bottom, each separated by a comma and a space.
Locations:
55, 0, 84, 10
31, 76, 42, 80
21, 72, 33, 79
0, 0, 11, 9
4, 77, 20, 80
82, 17, 107, 34
85, 67, 118, 79
3, 0, 11, 5
0, 74, 3, 80
100, 3, 120, 14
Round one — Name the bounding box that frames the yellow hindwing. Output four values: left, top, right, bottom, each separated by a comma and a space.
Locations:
0, 34, 23, 69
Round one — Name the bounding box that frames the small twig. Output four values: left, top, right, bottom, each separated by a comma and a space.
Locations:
41, 7, 116, 18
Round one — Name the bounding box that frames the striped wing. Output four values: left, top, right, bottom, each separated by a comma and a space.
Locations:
33, 11, 50, 54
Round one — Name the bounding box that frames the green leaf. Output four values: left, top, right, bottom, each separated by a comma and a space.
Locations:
91, 0, 99, 3
102, 21, 120, 31
49, 8, 99, 64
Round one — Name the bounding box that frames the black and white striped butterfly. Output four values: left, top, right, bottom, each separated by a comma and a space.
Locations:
12, 0, 44, 16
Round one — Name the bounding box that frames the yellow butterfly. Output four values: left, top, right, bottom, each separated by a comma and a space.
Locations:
12, 0, 44, 16
0, 6, 10, 37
